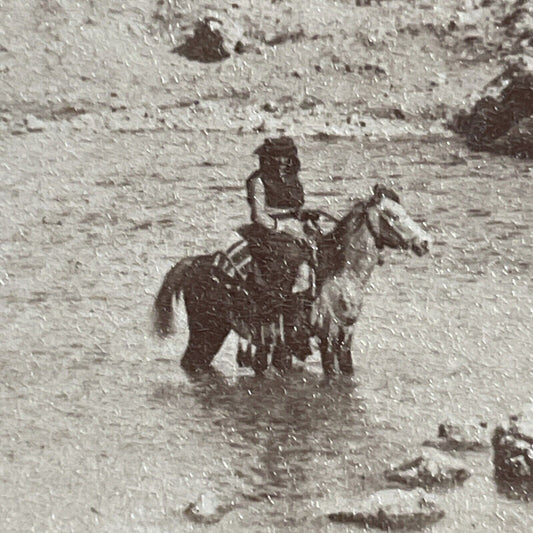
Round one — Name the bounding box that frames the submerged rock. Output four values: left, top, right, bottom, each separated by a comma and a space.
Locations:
183, 492, 232, 524
493, 403, 533, 499
328, 488, 445, 530
423, 421, 490, 452
385, 448, 471, 488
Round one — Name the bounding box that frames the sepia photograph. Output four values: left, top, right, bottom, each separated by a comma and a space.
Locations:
1, 0, 532, 531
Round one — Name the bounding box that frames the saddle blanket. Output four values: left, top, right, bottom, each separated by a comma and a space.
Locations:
213, 239, 252, 280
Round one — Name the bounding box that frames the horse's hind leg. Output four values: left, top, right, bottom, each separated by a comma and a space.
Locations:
181, 321, 230, 371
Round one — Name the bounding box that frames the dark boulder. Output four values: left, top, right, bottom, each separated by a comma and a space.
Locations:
300, 95, 324, 110
500, 72, 533, 122
490, 117, 533, 158
493, 404, 533, 499
449, 64, 533, 157
172, 17, 236, 62
465, 96, 512, 149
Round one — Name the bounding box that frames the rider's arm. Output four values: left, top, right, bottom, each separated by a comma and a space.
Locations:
266, 205, 300, 218
247, 175, 276, 229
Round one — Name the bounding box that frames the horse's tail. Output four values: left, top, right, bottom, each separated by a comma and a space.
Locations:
153, 257, 195, 337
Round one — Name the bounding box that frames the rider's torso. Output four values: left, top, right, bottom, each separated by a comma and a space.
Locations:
257, 172, 304, 211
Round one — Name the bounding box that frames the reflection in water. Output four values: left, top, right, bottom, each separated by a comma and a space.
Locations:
176, 369, 369, 504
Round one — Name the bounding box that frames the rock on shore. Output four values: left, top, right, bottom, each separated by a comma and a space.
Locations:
493, 403, 533, 499
328, 488, 445, 530
450, 60, 533, 158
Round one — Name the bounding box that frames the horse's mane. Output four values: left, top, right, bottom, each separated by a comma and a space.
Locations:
326, 199, 367, 245
374, 184, 401, 204
328, 185, 400, 243
317, 198, 368, 275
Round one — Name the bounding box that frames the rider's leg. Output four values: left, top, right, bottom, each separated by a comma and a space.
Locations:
273, 219, 317, 295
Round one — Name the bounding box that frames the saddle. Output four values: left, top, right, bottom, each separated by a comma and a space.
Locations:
213, 237, 315, 294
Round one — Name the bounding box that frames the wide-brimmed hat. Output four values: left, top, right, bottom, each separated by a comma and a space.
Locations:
253, 136, 298, 157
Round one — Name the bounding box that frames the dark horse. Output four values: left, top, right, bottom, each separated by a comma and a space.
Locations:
153, 185, 431, 375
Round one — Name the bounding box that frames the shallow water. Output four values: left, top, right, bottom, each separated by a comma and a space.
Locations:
1, 129, 532, 532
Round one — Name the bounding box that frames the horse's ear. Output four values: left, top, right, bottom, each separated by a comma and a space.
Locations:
372, 184, 384, 200
373, 183, 400, 204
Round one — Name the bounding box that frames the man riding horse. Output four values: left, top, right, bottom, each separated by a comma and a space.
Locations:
154, 165, 432, 374
238, 136, 320, 360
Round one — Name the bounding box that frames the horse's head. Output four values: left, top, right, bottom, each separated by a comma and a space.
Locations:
366, 184, 431, 256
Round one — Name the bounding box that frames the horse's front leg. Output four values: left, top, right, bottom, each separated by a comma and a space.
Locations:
319, 322, 341, 376
318, 321, 355, 376
337, 327, 354, 376
319, 337, 335, 376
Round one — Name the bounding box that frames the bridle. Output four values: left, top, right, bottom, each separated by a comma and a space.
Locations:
319, 188, 403, 254
347, 197, 386, 250
364, 199, 386, 250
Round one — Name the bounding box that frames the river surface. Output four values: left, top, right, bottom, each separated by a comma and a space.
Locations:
1, 129, 532, 532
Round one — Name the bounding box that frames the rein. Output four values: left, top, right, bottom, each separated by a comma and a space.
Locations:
320, 200, 370, 252
313, 209, 341, 224
345, 200, 374, 237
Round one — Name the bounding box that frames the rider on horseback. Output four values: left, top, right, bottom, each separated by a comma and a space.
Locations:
238, 137, 319, 362
240, 136, 318, 297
